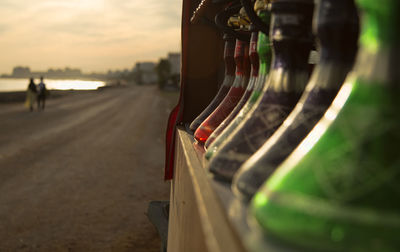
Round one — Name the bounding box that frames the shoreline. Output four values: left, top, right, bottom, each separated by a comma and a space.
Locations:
0, 85, 130, 104
0, 76, 106, 81
0, 90, 98, 104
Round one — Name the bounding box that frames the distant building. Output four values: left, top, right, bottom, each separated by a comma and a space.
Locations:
7, 66, 86, 79
167, 53, 181, 75
12, 66, 31, 77
133, 62, 157, 84
138, 62, 155, 72
64, 67, 82, 77
44, 67, 82, 78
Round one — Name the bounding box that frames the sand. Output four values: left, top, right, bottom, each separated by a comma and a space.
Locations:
0, 85, 178, 251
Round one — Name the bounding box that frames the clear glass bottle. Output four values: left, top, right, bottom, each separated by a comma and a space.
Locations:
189, 34, 236, 133
233, 0, 359, 200
251, 0, 400, 250
208, 0, 314, 181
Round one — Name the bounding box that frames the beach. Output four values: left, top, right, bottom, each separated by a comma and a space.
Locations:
0, 90, 96, 104
0, 85, 177, 251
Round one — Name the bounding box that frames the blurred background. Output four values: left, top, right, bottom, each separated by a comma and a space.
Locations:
1, 0, 182, 87
0, 0, 182, 251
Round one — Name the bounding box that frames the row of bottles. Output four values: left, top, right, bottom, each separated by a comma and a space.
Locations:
252, 0, 400, 250
236, 0, 360, 199
193, 7, 251, 142
208, 0, 314, 181
188, 0, 400, 250
205, 4, 272, 157
205, 24, 259, 148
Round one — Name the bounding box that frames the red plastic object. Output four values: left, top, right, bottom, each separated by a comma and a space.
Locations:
164, 0, 192, 180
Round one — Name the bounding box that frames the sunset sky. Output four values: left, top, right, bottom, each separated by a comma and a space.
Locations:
0, 0, 182, 74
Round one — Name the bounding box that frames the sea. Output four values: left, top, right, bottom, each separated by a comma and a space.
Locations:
0, 78, 106, 92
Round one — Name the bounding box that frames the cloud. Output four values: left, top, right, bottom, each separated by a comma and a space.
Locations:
0, 24, 7, 35
0, 0, 182, 73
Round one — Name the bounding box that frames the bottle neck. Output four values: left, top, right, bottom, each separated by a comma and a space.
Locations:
357, 0, 400, 52
272, 41, 311, 70
257, 10, 272, 76
270, 6, 314, 71
224, 39, 236, 76
266, 2, 314, 93
316, 0, 359, 64
235, 40, 250, 76
250, 32, 260, 77
354, 0, 400, 83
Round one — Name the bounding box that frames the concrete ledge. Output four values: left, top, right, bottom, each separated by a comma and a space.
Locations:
167, 128, 302, 252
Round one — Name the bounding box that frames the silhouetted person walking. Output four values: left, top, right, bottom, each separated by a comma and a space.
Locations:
37, 76, 47, 110
25, 78, 37, 112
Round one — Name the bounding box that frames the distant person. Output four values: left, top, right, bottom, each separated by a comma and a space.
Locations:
25, 78, 37, 112
37, 76, 47, 110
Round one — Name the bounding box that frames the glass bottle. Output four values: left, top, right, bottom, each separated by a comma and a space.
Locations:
189, 34, 236, 133
194, 38, 251, 143
251, 0, 400, 250
205, 1, 271, 152
208, 0, 314, 181
233, 0, 360, 200
205, 25, 259, 149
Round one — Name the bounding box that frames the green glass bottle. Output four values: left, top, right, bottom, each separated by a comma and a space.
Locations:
251, 0, 400, 251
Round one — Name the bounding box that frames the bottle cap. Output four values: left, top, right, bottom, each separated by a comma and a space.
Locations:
269, 0, 313, 3
239, 7, 251, 24
228, 9, 251, 30
228, 16, 241, 28
254, 0, 269, 12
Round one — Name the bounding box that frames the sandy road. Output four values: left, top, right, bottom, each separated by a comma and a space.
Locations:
0, 85, 176, 251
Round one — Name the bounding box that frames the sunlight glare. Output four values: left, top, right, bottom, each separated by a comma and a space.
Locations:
47, 80, 106, 90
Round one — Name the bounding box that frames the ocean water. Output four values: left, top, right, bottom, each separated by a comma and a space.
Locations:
0, 78, 106, 92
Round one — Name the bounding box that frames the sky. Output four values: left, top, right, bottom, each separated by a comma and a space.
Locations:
0, 0, 182, 74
